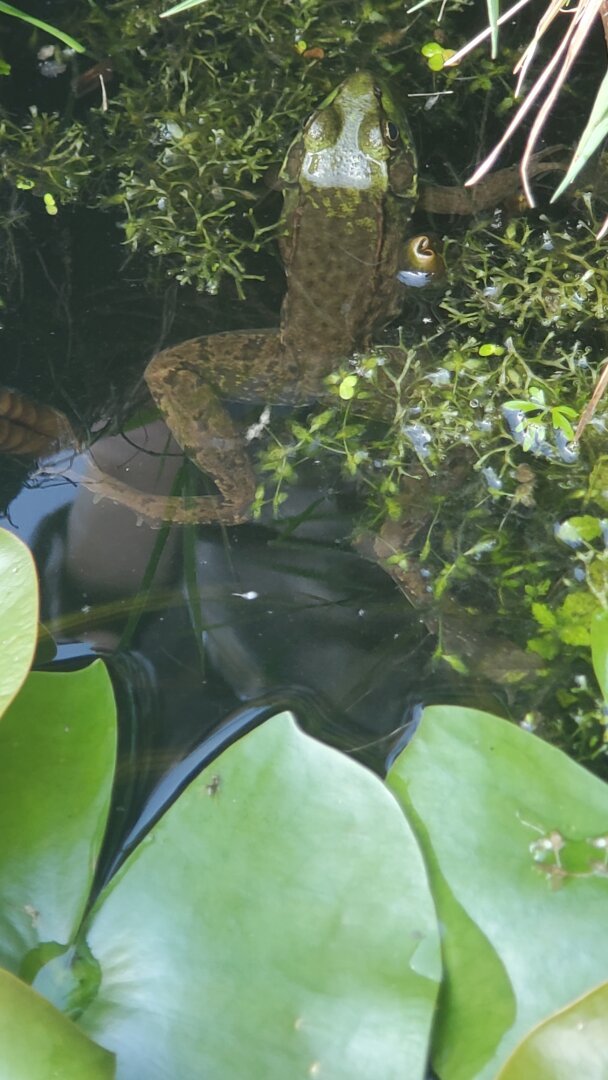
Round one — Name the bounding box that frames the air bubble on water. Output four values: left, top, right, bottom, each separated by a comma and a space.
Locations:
403, 424, 432, 458
425, 367, 451, 387
482, 467, 502, 492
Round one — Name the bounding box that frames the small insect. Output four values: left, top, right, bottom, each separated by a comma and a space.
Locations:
205, 774, 221, 797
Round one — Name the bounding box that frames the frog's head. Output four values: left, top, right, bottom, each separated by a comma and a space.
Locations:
282, 71, 417, 204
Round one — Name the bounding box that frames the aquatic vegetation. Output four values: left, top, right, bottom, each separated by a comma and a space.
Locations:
256, 197, 608, 762
446, 0, 608, 218
0, 0, 549, 296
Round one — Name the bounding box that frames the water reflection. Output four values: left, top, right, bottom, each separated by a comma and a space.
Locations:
2, 422, 505, 877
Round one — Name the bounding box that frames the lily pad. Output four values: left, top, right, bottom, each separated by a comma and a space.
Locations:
387, 705, 608, 1080
73, 713, 440, 1080
0, 664, 117, 977
0, 967, 114, 1079
0, 528, 38, 718
497, 981, 608, 1080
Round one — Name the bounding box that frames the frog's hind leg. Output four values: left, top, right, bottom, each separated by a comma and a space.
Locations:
141, 329, 299, 525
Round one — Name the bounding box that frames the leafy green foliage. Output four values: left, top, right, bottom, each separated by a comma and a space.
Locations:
255, 194, 608, 763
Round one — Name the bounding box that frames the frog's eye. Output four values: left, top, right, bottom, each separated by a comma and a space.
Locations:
382, 119, 400, 148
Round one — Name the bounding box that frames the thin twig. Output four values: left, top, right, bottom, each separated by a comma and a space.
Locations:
443, 0, 533, 66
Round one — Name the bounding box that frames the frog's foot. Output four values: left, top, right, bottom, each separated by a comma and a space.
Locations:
419, 147, 566, 216
76, 460, 252, 527
0, 386, 74, 456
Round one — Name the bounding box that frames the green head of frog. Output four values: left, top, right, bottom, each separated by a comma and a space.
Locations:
281, 70, 418, 216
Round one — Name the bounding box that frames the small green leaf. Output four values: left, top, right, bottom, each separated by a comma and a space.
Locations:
479, 343, 505, 356
421, 41, 443, 57
591, 610, 608, 702
338, 374, 358, 400
503, 400, 540, 413
555, 516, 602, 546
531, 602, 556, 630
551, 410, 574, 440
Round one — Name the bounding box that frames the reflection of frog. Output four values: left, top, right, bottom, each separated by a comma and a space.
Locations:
75, 71, 553, 526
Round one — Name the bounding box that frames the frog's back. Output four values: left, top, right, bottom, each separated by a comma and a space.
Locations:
279, 186, 400, 379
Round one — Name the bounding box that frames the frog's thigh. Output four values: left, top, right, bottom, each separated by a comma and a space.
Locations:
144, 331, 282, 514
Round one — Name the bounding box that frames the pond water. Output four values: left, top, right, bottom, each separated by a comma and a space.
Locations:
2, 3, 608, 876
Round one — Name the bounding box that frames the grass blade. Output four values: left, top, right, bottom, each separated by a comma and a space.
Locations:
486, 0, 500, 57
552, 66, 608, 200
0, 2, 85, 52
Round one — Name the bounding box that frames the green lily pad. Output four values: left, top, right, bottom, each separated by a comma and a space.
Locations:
387, 706, 608, 1080
0, 967, 114, 1078
0, 664, 117, 977
497, 981, 608, 1080
74, 713, 440, 1080
0, 528, 38, 718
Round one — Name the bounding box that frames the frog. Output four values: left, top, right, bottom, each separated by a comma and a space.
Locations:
70, 70, 558, 527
